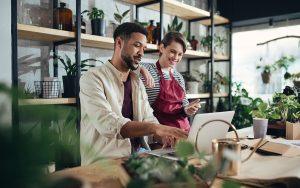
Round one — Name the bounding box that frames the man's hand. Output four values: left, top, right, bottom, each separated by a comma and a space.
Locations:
140, 67, 155, 88
154, 125, 188, 147
184, 99, 201, 116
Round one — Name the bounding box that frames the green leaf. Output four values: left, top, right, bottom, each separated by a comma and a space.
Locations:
122, 9, 130, 17
175, 140, 194, 158
114, 13, 122, 24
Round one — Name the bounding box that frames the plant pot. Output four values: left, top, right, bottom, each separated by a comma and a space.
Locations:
261, 72, 271, 84
293, 80, 300, 88
267, 121, 286, 137
91, 18, 105, 36
62, 75, 76, 97
253, 118, 268, 138
186, 81, 199, 94
286, 121, 300, 140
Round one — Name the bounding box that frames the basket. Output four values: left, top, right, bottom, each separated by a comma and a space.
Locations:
34, 81, 61, 98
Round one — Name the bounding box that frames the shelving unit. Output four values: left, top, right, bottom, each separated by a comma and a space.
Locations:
17, 24, 229, 60
11, 0, 82, 134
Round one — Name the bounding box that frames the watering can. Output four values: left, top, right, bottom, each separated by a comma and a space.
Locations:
194, 119, 263, 176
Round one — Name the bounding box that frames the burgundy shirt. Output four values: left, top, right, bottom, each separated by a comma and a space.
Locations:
121, 76, 141, 151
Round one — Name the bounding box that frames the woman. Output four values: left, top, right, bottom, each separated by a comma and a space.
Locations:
141, 32, 201, 132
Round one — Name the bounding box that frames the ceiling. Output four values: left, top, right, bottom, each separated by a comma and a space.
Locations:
217, 0, 300, 26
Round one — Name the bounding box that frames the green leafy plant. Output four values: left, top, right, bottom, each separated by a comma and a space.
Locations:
274, 55, 295, 79
180, 71, 199, 82
214, 35, 227, 48
114, 4, 130, 24
53, 53, 102, 76
231, 82, 264, 129
167, 16, 183, 32
82, 7, 104, 20
269, 93, 300, 123
0, 83, 82, 187
256, 64, 277, 74
252, 102, 269, 119
213, 71, 229, 93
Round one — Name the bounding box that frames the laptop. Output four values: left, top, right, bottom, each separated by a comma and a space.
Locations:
147, 111, 235, 158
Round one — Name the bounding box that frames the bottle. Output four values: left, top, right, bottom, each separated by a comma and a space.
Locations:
53, 2, 73, 31
190, 35, 199, 51
74, 16, 86, 33
146, 20, 156, 43
23, 8, 33, 25
153, 22, 161, 44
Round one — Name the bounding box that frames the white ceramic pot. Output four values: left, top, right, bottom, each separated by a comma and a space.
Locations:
253, 118, 268, 138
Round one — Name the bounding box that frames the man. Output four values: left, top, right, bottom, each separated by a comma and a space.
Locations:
80, 22, 188, 165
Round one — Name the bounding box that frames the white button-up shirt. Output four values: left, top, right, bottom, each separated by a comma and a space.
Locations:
80, 61, 158, 165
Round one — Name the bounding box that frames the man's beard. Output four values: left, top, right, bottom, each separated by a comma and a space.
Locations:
121, 51, 140, 71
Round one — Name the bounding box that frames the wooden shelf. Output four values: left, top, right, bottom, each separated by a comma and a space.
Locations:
213, 93, 228, 98
19, 98, 76, 106
121, 0, 229, 25
186, 93, 210, 99
186, 93, 228, 99
18, 24, 74, 42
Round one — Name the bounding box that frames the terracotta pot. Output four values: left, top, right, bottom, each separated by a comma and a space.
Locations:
286, 121, 300, 140
261, 72, 271, 84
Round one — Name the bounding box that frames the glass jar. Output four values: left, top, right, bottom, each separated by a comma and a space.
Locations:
53, 2, 73, 31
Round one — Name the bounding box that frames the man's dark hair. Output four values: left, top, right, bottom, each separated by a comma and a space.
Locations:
161, 31, 187, 53
113, 22, 147, 42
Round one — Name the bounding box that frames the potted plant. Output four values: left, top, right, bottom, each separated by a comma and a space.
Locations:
252, 102, 269, 138
274, 55, 295, 80
231, 82, 264, 129
200, 35, 212, 52
213, 71, 229, 93
53, 53, 102, 97
267, 92, 300, 138
256, 57, 277, 84
82, 7, 105, 36
214, 35, 227, 55
167, 16, 183, 32
114, 4, 130, 25
181, 71, 200, 94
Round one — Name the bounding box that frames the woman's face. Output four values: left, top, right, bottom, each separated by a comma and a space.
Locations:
159, 41, 184, 69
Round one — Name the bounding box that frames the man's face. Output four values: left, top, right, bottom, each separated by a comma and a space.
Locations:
120, 33, 147, 70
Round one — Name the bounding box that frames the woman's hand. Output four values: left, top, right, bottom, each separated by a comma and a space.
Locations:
184, 99, 201, 116
140, 67, 155, 88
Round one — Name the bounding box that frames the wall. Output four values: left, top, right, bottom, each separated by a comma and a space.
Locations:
232, 20, 300, 100
0, 0, 11, 126
0, 0, 12, 85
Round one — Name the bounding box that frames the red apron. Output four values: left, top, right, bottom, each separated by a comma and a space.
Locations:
152, 61, 190, 132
